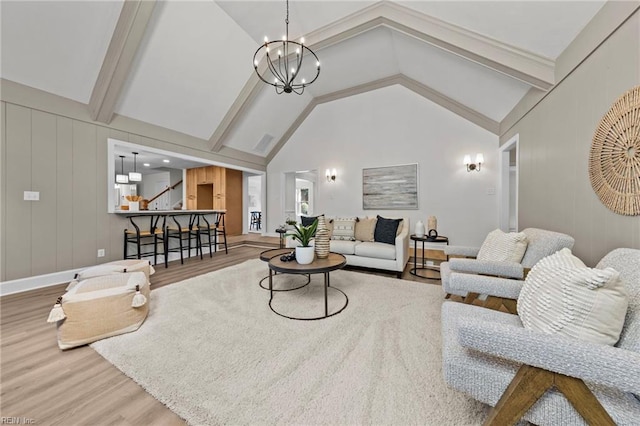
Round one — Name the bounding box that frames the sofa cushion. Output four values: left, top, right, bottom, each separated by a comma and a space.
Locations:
374, 216, 402, 245
477, 229, 528, 263
354, 241, 396, 260
332, 217, 357, 241
354, 217, 376, 242
518, 248, 629, 346
329, 240, 359, 255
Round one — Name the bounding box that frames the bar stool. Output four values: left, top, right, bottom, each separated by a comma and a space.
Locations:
165, 214, 201, 264
250, 211, 262, 230
197, 212, 228, 256
123, 215, 165, 266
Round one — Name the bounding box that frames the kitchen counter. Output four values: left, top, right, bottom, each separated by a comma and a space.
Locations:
113, 209, 226, 215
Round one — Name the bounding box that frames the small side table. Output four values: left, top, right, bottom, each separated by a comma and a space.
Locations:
410, 234, 449, 280
275, 228, 287, 248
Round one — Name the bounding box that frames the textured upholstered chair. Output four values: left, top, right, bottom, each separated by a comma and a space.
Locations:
441, 228, 574, 313
441, 248, 640, 425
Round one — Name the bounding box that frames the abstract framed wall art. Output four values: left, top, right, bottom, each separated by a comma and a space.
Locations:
362, 163, 418, 209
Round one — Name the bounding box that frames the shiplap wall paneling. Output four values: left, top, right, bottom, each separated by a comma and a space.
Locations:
108, 128, 130, 261
1, 102, 6, 281
96, 126, 111, 260
502, 12, 640, 266
71, 121, 98, 269
5, 104, 32, 280
56, 116, 74, 271
31, 110, 58, 276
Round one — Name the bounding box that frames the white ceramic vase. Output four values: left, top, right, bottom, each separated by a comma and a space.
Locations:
415, 220, 425, 238
295, 246, 315, 264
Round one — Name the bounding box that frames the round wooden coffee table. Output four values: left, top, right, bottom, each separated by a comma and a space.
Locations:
267, 252, 348, 320
258, 248, 310, 291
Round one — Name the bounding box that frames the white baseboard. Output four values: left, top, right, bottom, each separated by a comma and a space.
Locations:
0, 242, 279, 296
0, 248, 199, 296
0, 268, 84, 296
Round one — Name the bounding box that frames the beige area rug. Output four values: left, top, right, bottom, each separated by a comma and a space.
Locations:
91, 259, 488, 425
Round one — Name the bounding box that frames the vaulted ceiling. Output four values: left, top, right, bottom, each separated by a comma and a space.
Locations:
1, 0, 605, 162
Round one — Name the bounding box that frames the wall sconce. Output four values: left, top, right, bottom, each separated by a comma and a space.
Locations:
464, 153, 484, 172
128, 152, 142, 182
326, 168, 336, 182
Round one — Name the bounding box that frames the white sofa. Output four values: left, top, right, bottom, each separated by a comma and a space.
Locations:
287, 217, 410, 277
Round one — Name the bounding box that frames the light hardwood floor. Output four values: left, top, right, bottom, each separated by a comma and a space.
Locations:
1, 235, 440, 425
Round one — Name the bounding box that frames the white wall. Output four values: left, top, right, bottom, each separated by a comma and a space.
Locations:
267, 84, 500, 247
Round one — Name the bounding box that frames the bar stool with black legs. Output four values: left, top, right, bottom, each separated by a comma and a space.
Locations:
123, 215, 166, 266
197, 212, 228, 256
165, 214, 201, 264
250, 211, 261, 230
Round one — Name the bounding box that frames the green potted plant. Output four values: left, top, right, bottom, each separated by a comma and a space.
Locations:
285, 217, 297, 231
288, 220, 318, 264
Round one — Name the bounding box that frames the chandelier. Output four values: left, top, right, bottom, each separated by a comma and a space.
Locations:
253, 0, 320, 95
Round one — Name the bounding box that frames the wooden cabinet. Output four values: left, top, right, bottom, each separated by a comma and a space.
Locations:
185, 166, 243, 235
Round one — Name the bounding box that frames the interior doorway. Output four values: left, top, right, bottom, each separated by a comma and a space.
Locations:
197, 184, 214, 209
499, 134, 518, 232
283, 170, 317, 222
247, 175, 262, 233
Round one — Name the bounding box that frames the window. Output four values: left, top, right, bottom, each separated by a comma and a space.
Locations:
297, 187, 309, 216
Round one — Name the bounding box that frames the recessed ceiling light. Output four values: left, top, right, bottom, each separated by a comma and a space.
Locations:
143, 163, 150, 167
163, 159, 170, 163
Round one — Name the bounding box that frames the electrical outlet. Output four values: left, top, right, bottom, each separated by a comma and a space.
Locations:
97, 249, 105, 257
486, 187, 496, 195
23, 191, 40, 201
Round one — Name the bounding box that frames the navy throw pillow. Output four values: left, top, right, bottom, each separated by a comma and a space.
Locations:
374, 215, 402, 245
301, 215, 319, 227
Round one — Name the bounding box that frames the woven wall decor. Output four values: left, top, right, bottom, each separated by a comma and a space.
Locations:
588, 85, 640, 216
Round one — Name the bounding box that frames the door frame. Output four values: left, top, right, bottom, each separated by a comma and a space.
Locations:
499, 134, 519, 232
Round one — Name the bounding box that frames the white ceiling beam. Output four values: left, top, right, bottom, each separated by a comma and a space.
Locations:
88, 0, 157, 124
210, 0, 553, 153
303, 1, 555, 89
208, 71, 266, 153
265, 74, 499, 163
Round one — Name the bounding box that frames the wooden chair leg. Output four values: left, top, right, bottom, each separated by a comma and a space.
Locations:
502, 299, 518, 314
483, 296, 504, 311
484, 365, 554, 426
464, 292, 480, 305
555, 374, 615, 425
485, 365, 615, 426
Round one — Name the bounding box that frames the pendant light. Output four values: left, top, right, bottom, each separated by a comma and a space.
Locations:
129, 152, 142, 182
116, 155, 129, 184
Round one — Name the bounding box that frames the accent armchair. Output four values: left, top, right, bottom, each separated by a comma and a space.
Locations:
441, 248, 640, 425
441, 228, 574, 313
